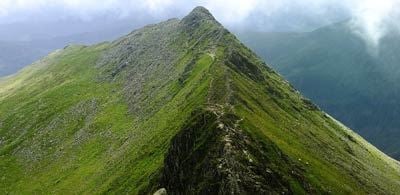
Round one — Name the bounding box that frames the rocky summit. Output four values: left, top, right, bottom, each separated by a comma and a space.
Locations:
0, 6, 399, 194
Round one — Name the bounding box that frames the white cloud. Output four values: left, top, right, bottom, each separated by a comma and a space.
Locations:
348, 0, 400, 49
202, 0, 260, 24
0, 0, 399, 49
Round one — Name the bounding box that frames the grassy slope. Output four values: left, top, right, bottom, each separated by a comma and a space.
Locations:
0, 44, 137, 193
0, 38, 214, 193
237, 26, 400, 159
210, 33, 400, 194
0, 7, 399, 194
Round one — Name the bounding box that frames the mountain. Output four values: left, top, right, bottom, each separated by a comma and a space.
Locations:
0, 41, 49, 76
238, 22, 400, 160
0, 19, 142, 77
1, 7, 399, 194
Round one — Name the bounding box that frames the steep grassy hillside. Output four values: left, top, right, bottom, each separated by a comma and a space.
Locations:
1, 7, 400, 194
238, 23, 400, 160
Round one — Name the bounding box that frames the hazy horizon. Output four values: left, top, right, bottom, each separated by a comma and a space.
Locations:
1, 0, 400, 77
1, 0, 399, 48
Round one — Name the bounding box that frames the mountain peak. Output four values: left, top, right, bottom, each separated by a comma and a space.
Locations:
181, 6, 219, 27
2, 5, 400, 195
188, 6, 215, 19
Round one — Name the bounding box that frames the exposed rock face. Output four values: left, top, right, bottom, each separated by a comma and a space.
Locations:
159, 108, 314, 194
153, 188, 167, 195
1, 6, 400, 195
97, 19, 185, 118
181, 6, 221, 32
96, 6, 226, 119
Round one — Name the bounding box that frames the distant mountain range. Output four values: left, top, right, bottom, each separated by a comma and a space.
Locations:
1, 7, 399, 194
0, 18, 146, 76
238, 21, 400, 160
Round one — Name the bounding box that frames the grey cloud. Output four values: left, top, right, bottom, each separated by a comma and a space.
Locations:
0, 0, 399, 49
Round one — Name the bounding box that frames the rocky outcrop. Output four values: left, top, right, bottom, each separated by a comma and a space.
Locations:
153, 188, 167, 195
158, 106, 314, 194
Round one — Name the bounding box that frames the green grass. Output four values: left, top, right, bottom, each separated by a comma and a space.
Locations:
220, 35, 400, 193
0, 35, 216, 193
1, 8, 399, 194
0, 44, 138, 193
237, 27, 400, 159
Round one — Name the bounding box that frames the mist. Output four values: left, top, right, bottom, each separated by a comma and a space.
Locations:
348, 0, 400, 50
0, 0, 399, 49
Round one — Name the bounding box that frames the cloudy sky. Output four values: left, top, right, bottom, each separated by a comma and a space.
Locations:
0, 0, 350, 27
0, 0, 399, 47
